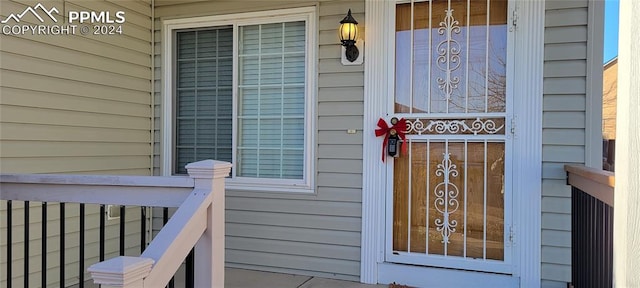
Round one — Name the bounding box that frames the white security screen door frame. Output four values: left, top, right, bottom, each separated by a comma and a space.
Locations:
385, 0, 515, 275
361, 0, 544, 286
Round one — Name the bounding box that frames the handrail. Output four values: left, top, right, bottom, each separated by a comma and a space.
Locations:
138, 188, 209, 287
0, 159, 231, 288
0, 173, 194, 187
565, 165, 615, 206
566, 165, 615, 288
0, 174, 194, 208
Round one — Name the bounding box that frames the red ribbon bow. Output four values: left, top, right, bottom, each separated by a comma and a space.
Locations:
375, 117, 407, 162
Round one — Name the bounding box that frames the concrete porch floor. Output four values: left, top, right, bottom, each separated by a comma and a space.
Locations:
225, 268, 387, 288
80, 267, 387, 287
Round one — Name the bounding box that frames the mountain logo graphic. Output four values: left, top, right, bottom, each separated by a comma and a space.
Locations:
1, 3, 59, 24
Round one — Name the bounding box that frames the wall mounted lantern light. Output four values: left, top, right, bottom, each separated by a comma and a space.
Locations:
339, 9, 359, 62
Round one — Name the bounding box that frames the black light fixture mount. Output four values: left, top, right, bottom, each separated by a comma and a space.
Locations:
339, 9, 359, 62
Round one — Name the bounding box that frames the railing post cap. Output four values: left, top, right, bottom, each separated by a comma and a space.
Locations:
88, 256, 154, 287
186, 160, 232, 179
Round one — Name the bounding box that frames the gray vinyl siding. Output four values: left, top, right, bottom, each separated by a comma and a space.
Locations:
0, 0, 153, 286
541, 1, 590, 287
0, 0, 153, 174
153, 0, 364, 281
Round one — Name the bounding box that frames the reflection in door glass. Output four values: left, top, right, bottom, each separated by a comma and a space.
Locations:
395, 0, 508, 114
393, 140, 505, 260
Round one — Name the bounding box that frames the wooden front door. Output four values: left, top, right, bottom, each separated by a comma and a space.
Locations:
386, 0, 514, 274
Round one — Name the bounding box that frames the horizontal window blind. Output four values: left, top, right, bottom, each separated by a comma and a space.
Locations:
238, 21, 306, 179
175, 27, 233, 174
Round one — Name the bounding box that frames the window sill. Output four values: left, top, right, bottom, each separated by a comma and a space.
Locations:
225, 179, 314, 194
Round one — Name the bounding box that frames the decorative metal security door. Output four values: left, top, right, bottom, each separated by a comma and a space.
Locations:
386, 0, 514, 273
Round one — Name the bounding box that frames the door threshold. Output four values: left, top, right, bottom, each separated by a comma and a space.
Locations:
377, 262, 519, 288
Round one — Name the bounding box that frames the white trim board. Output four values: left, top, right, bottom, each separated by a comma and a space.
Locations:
361, 0, 394, 283
613, 0, 640, 285
360, 0, 544, 286
584, 0, 605, 168
510, 0, 544, 286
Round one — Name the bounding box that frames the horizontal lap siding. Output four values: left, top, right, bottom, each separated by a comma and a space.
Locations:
0, 0, 153, 174
0, 0, 153, 286
153, 0, 364, 281
542, 1, 589, 286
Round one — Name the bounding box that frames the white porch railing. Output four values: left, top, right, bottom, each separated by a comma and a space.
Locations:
0, 159, 231, 288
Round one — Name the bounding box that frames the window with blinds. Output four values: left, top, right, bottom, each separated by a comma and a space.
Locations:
174, 20, 307, 181
237, 21, 306, 179
175, 28, 233, 174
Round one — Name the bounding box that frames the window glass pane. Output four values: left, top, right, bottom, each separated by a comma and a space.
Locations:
196, 89, 217, 115
197, 60, 218, 87
283, 87, 305, 115
284, 53, 305, 84
175, 27, 233, 174
177, 119, 196, 147
394, 0, 507, 114
177, 32, 196, 59
196, 30, 218, 58
282, 118, 304, 148
282, 149, 304, 178
238, 149, 258, 177
260, 87, 283, 116
237, 21, 306, 179
260, 55, 284, 85
197, 119, 216, 146
240, 25, 260, 55
218, 88, 233, 117
239, 118, 258, 147
261, 23, 284, 54
259, 119, 282, 147
284, 21, 306, 53
240, 56, 259, 85
239, 88, 258, 115
258, 149, 282, 178
176, 148, 194, 173
177, 90, 195, 117
219, 57, 233, 86
178, 61, 196, 88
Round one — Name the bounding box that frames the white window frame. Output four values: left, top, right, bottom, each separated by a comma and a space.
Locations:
162, 7, 317, 193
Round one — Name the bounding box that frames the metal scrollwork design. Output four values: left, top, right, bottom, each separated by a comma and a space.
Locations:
404, 118, 505, 135
436, 8, 462, 101
434, 153, 459, 244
